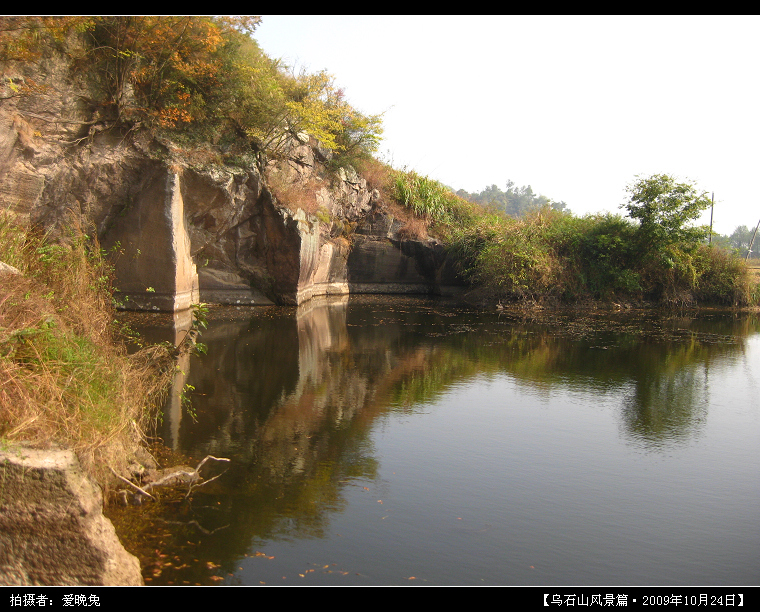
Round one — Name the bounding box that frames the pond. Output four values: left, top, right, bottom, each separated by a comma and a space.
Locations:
116, 296, 760, 586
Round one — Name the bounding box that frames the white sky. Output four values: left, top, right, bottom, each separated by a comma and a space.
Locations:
253, 15, 760, 236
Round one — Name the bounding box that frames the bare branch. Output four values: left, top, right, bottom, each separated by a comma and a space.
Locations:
18, 111, 100, 126
109, 466, 157, 501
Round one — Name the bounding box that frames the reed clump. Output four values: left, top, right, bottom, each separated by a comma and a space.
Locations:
0, 212, 174, 487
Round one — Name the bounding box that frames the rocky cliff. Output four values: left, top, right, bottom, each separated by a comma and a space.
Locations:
1, 46, 465, 311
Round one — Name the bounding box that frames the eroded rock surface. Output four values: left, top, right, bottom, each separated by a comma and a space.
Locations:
0, 446, 143, 586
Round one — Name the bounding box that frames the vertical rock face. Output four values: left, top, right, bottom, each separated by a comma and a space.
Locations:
0, 46, 467, 311
101, 163, 199, 311
0, 447, 143, 586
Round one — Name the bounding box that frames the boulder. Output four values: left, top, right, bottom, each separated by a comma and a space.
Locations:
0, 446, 143, 586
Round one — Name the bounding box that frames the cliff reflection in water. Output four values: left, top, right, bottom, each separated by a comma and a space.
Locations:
156, 299, 759, 458
138, 297, 759, 584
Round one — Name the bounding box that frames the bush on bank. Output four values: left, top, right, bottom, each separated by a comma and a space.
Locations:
385, 168, 757, 307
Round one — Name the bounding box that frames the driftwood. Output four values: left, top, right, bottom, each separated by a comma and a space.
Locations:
114, 455, 231, 505
110, 467, 157, 502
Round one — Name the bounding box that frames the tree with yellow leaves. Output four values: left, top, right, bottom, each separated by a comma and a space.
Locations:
1, 16, 383, 167
84, 16, 228, 126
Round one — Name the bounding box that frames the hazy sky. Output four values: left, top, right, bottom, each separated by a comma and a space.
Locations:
254, 15, 760, 236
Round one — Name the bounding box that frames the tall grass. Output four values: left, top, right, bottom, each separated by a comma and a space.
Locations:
384, 169, 757, 307
446, 209, 562, 301
693, 244, 756, 306
391, 169, 480, 228
0, 212, 174, 487
392, 170, 455, 222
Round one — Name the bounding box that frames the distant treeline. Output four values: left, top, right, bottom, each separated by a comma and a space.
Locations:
454, 181, 568, 218
710, 225, 760, 260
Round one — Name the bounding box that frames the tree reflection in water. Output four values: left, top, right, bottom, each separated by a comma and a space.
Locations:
113, 297, 760, 585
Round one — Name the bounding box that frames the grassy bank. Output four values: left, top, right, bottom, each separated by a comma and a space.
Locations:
0, 213, 174, 487
365, 163, 759, 308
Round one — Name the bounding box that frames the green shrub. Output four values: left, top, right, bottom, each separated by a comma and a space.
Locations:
576, 215, 640, 298
693, 245, 755, 306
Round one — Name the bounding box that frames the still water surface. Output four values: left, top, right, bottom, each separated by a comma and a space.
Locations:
122, 296, 760, 586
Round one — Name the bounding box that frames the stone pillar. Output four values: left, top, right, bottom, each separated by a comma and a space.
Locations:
105, 164, 199, 312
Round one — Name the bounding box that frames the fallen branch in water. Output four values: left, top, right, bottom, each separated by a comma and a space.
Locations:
110, 466, 157, 502
164, 519, 230, 535
185, 469, 226, 499
115, 454, 231, 505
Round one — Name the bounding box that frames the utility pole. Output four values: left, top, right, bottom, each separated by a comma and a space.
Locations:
709, 193, 714, 244
747, 218, 760, 262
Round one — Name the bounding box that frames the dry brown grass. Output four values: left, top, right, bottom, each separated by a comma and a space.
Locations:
356, 156, 393, 195
0, 213, 174, 488
378, 197, 430, 241
355, 158, 433, 240
265, 167, 325, 216
395, 214, 429, 241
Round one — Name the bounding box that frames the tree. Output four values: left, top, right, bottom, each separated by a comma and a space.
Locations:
622, 174, 711, 250
215, 45, 382, 162
725, 224, 758, 258
2, 16, 382, 167
84, 16, 230, 126
283, 70, 383, 158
